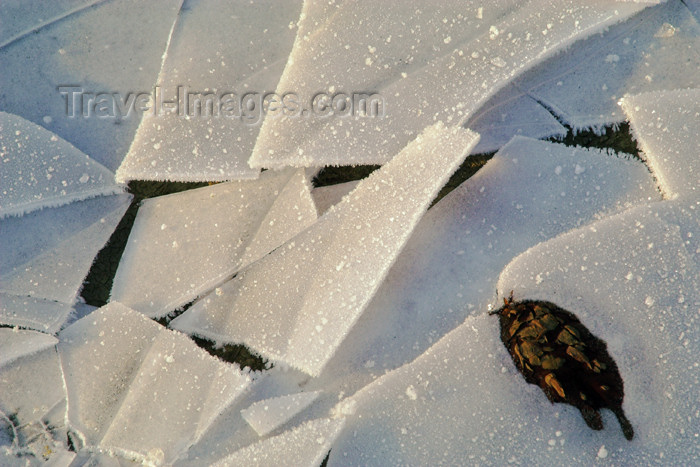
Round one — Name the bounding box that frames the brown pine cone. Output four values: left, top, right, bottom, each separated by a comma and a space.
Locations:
491, 293, 634, 440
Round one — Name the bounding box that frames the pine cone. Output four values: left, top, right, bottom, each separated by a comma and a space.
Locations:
492, 293, 634, 440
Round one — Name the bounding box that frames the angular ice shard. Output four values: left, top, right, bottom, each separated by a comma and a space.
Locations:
0, 329, 57, 369
621, 88, 700, 199
311, 181, 359, 217
0, 339, 67, 464
249, 0, 651, 168
496, 199, 699, 464
0, 112, 121, 219
0, 194, 131, 304
212, 417, 344, 467
111, 169, 316, 318
303, 136, 658, 402
241, 391, 321, 437
116, 0, 303, 182
0, 293, 75, 335
0, 0, 184, 171
58, 302, 252, 464
172, 123, 479, 376
465, 84, 566, 154
514, 1, 700, 132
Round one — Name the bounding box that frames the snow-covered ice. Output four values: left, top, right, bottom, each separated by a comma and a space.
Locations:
172, 123, 478, 376
622, 87, 700, 199
111, 168, 316, 318
241, 391, 321, 437
0, 111, 121, 218
58, 302, 253, 464
116, 0, 302, 182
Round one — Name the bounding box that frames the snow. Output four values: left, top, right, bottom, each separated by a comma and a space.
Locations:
171, 123, 479, 376
110, 169, 316, 318
0, 193, 131, 304
115, 0, 302, 182
212, 417, 344, 467
249, 0, 649, 168
58, 302, 253, 464
241, 391, 321, 437
621, 87, 700, 199
513, 0, 700, 132
0, 111, 121, 219
0, 0, 183, 171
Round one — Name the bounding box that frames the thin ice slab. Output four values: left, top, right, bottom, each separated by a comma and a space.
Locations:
0, 194, 131, 304
0, 0, 184, 171
58, 302, 253, 465
0, 293, 75, 334
311, 181, 359, 217
621, 88, 700, 199
0, 329, 58, 369
496, 199, 699, 464
212, 417, 344, 467
116, 0, 302, 182
0, 111, 120, 219
513, 0, 700, 131
241, 391, 321, 437
172, 123, 479, 376
249, 0, 651, 168
111, 169, 316, 318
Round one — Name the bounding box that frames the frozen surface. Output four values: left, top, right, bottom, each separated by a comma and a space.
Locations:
0, 111, 120, 218
465, 84, 566, 154
58, 302, 253, 464
0, 293, 75, 334
172, 123, 478, 376
496, 199, 700, 464
241, 391, 321, 437
621, 88, 700, 199
0, 194, 131, 304
513, 0, 700, 131
0, 329, 57, 369
308, 136, 659, 397
249, 0, 650, 168
212, 417, 344, 467
311, 181, 359, 216
0, 0, 183, 171
111, 169, 316, 318
116, 0, 302, 182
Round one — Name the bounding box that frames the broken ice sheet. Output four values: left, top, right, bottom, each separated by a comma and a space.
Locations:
58, 302, 252, 464
241, 391, 321, 437
310, 181, 359, 217
0, 0, 184, 171
621, 88, 700, 199
0, 293, 75, 335
111, 169, 316, 318
0, 193, 131, 305
496, 199, 700, 464
116, 0, 302, 182
0, 111, 121, 218
249, 0, 651, 168
0, 329, 57, 369
171, 123, 479, 376
464, 84, 566, 154
304, 136, 659, 399
212, 417, 344, 467
513, 0, 700, 132
0, 337, 67, 463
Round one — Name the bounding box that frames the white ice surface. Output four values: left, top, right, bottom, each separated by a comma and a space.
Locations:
0, 111, 120, 219
0, 293, 75, 335
310, 181, 359, 217
0, 0, 183, 171
0, 329, 58, 369
621, 88, 700, 199
513, 0, 700, 131
249, 0, 650, 168
110, 169, 316, 318
116, 0, 302, 182
465, 84, 566, 154
171, 123, 478, 376
241, 391, 321, 437
58, 302, 253, 464
0, 193, 131, 304
212, 417, 344, 467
